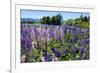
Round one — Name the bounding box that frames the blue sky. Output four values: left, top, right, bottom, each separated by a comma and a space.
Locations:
21, 10, 90, 20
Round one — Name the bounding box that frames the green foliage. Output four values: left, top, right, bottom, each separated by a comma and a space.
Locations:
63, 15, 90, 29
40, 14, 63, 25
51, 16, 56, 25
55, 14, 63, 25
63, 19, 75, 26
46, 16, 51, 24
40, 16, 51, 24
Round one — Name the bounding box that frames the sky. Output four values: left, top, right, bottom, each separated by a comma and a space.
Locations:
21, 10, 90, 20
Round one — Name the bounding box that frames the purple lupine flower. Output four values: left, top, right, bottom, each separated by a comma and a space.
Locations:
53, 48, 61, 57
34, 27, 39, 37
72, 30, 77, 36
63, 49, 68, 56
72, 36, 78, 43
45, 51, 51, 62
62, 25, 68, 34
80, 47, 85, 56
47, 26, 54, 39
46, 28, 52, 42
71, 47, 77, 54
21, 24, 32, 54
41, 26, 48, 39
79, 40, 84, 45
81, 29, 87, 35
84, 38, 89, 45
76, 27, 81, 34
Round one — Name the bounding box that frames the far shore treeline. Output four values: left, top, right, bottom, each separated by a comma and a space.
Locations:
21, 13, 90, 29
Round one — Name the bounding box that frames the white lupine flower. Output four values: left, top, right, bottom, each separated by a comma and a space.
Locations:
21, 55, 26, 63
40, 50, 45, 62
40, 56, 45, 62
31, 41, 37, 50
52, 53, 58, 61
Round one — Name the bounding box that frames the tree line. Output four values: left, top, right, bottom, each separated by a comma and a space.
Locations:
40, 14, 63, 25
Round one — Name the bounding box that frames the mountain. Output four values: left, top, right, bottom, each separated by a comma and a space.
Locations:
21, 18, 40, 23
